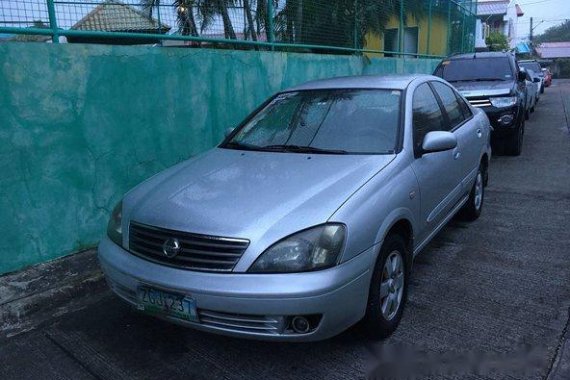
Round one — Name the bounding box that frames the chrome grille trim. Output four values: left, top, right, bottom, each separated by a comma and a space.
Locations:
128, 222, 249, 272
468, 99, 492, 108
197, 309, 285, 334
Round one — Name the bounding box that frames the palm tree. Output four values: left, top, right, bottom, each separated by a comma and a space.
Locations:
213, 0, 237, 39
174, 0, 200, 36
240, 0, 257, 41
140, 0, 159, 19
273, 0, 425, 52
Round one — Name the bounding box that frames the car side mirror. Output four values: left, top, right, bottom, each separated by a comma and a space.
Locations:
517, 71, 527, 82
533, 78, 541, 83
224, 128, 235, 138
422, 131, 458, 154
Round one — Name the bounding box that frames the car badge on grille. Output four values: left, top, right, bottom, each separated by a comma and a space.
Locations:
162, 238, 182, 258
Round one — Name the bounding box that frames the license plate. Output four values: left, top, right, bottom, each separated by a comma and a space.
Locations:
137, 286, 198, 322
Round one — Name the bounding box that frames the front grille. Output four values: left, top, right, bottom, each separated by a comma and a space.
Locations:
128, 222, 249, 272
198, 309, 285, 334
468, 98, 492, 108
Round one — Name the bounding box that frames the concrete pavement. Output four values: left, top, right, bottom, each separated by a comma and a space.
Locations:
1, 80, 570, 380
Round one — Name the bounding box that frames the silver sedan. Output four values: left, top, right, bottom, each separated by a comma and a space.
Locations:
98, 74, 492, 341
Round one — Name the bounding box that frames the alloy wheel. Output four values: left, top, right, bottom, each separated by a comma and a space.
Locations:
380, 250, 405, 321
474, 171, 483, 210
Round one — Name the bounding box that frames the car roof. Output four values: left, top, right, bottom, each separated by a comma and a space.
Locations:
284, 74, 438, 92
445, 51, 513, 60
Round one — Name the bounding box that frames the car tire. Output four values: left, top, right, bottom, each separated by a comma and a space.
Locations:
361, 234, 409, 340
525, 109, 530, 120
531, 104, 535, 113
540, 84, 545, 94
505, 118, 524, 156
459, 165, 485, 221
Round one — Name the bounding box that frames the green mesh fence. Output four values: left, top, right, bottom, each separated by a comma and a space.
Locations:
0, 0, 477, 57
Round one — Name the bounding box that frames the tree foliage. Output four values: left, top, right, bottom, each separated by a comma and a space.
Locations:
140, 0, 428, 49
485, 31, 508, 51
535, 20, 570, 44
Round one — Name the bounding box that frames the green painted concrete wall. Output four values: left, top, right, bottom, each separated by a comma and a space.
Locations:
0, 43, 439, 275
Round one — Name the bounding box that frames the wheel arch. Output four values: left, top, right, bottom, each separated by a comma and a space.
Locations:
376, 211, 416, 272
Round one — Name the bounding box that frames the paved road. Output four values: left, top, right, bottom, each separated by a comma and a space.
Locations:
2, 81, 570, 380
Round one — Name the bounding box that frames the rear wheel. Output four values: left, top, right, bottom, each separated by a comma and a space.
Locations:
459, 165, 485, 221
505, 118, 524, 156
361, 234, 409, 339
525, 109, 530, 120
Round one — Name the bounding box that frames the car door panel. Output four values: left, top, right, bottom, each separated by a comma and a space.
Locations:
431, 81, 480, 193
410, 83, 463, 244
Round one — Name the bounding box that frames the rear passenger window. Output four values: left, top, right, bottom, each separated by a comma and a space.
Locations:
431, 82, 465, 129
456, 93, 473, 119
412, 83, 446, 152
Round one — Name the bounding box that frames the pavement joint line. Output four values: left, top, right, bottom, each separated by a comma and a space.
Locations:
546, 306, 570, 380
559, 88, 570, 134
43, 330, 104, 380
486, 187, 570, 202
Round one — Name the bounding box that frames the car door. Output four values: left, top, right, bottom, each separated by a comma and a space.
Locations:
410, 83, 464, 245
430, 81, 480, 191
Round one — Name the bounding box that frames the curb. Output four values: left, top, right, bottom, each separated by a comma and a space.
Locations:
0, 249, 109, 339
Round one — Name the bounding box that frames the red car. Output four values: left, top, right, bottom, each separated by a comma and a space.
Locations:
542, 68, 552, 87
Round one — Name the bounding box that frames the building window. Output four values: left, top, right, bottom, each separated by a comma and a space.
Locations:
383, 27, 419, 57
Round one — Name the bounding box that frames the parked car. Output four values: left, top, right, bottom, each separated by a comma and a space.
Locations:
542, 68, 552, 87
519, 60, 545, 93
98, 75, 492, 341
521, 68, 537, 120
434, 51, 527, 156
525, 68, 542, 105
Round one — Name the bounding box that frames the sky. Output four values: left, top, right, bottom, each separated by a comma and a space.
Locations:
514, 0, 570, 41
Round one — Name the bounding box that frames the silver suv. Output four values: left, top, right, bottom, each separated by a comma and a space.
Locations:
99, 75, 492, 341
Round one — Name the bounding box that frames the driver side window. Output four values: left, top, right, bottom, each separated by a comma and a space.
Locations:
412, 83, 446, 153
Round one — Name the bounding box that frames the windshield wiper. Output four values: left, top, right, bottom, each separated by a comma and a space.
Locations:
449, 78, 506, 83
261, 144, 348, 154
223, 141, 264, 151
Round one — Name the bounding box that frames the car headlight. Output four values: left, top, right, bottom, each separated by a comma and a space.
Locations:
107, 201, 123, 246
248, 224, 346, 273
490, 97, 517, 108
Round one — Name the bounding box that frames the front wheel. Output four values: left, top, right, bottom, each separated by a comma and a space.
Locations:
361, 234, 409, 339
505, 119, 524, 156
459, 165, 485, 221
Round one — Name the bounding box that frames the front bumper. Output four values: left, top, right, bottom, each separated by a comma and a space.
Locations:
98, 236, 376, 342
477, 105, 522, 138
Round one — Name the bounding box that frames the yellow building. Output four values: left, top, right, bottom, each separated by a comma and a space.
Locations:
364, 13, 450, 58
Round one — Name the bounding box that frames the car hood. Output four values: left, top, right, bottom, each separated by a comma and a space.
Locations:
124, 148, 395, 247
452, 81, 514, 98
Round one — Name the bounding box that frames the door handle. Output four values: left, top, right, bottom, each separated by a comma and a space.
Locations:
454, 151, 461, 160
476, 129, 483, 138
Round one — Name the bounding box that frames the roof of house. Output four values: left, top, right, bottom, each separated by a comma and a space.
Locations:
71, 0, 170, 33
477, 0, 509, 16
536, 42, 570, 59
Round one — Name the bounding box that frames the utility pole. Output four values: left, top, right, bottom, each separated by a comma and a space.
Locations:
530, 17, 533, 41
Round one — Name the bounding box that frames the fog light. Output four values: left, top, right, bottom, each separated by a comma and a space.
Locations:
498, 114, 514, 126
291, 316, 310, 333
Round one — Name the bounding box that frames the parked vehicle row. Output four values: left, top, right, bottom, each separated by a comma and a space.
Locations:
433, 53, 549, 156
99, 74, 492, 341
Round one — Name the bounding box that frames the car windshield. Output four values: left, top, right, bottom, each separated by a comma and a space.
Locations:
519, 62, 543, 75
435, 57, 514, 82
222, 89, 401, 154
